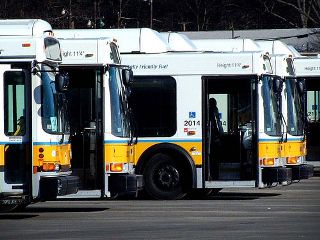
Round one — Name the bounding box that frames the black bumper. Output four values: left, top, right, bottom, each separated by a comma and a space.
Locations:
40, 175, 79, 200
109, 174, 144, 196
288, 164, 314, 180
262, 167, 292, 184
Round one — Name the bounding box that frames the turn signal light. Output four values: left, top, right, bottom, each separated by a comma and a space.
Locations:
287, 157, 298, 164
42, 163, 60, 172
42, 163, 55, 171
110, 163, 124, 172
263, 158, 275, 166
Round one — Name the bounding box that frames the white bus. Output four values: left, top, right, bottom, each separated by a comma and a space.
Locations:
0, 19, 79, 211
54, 28, 292, 199
193, 38, 313, 179
55, 36, 143, 198
256, 40, 314, 174
292, 55, 320, 167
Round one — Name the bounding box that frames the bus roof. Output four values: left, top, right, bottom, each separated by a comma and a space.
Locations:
192, 39, 261, 52
0, 19, 52, 37
54, 28, 170, 54
255, 40, 320, 77
255, 40, 297, 56
160, 32, 198, 51
0, 19, 61, 63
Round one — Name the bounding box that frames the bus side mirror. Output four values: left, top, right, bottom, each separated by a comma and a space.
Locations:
122, 68, 134, 85
273, 77, 283, 94
55, 72, 69, 92
296, 79, 306, 96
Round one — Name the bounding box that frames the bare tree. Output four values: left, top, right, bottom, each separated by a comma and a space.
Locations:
260, 0, 320, 28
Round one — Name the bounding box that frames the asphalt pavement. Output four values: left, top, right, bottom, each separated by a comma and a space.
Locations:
1, 172, 320, 240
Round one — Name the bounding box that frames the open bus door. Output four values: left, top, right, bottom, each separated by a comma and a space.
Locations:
0, 65, 31, 210
203, 76, 257, 187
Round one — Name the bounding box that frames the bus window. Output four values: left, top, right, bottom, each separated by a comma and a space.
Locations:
4, 71, 26, 136
131, 76, 177, 137
261, 76, 281, 136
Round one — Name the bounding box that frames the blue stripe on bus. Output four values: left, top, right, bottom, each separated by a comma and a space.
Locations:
104, 139, 203, 144
33, 142, 70, 145
258, 138, 304, 143
0, 141, 70, 145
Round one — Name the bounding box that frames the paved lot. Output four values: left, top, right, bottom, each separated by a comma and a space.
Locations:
1, 173, 320, 240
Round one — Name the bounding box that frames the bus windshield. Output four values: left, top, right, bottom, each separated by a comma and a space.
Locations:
262, 75, 281, 136
109, 66, 130, 138
286, 78, 304, 136
41, 65, 69, 134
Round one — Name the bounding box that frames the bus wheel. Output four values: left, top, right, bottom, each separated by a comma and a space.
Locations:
143, 153, 187, 200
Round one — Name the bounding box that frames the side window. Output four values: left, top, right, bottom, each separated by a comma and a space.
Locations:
307, 90, 320, 122
131, 76, 177, 137
4, 71, 26, 136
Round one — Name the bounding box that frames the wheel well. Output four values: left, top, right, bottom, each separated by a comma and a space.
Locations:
135, 143, 197, 188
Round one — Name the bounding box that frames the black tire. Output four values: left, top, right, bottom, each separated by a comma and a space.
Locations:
143, 153, 188, 200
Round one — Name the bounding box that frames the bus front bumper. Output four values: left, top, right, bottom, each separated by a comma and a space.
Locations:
288, 164, 314, 180
40, 175, 79, 200
109, 174, 144, 197
262, 167, 292, 184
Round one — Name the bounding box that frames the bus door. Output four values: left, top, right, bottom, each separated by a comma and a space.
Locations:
0, 65, 31, 200
203, 76, 257, 185
306, 78, 320, 163
66, 67, 104, 192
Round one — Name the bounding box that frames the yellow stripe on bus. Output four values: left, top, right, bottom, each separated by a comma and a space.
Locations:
258, 142, 282, 158
134, 141, 203, 166
282, 140, 306, 157
0, 145, 4, 166
33, 144, 71, 167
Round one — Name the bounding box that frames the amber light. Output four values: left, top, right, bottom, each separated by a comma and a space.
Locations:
42, 163, 55, 171
263, 158, 275, 166
110, 163, 124, 172
287, 157, 298, 164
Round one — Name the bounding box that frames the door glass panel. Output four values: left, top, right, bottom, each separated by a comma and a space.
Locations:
3, 71, 27, 184
4, 71, 26, 136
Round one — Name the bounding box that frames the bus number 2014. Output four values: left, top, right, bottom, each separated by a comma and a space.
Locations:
184, 120, 200, 126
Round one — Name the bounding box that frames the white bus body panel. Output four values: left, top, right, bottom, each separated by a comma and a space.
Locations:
59, 38, 114, 65
160, 32, 198, 51
55, 28, 170, 54
0, 19, 52, 37
193, 39, 261, 52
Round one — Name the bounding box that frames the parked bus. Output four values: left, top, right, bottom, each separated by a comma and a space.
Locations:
54, 28, 292, 199
256, 40, 314, 175
0, 19, 79, 212
291, 55, 320, 167
192, 38, 313, 179
55, 36, 143, 198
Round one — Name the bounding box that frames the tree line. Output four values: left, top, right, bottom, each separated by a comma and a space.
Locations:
1, 0, 319, 31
